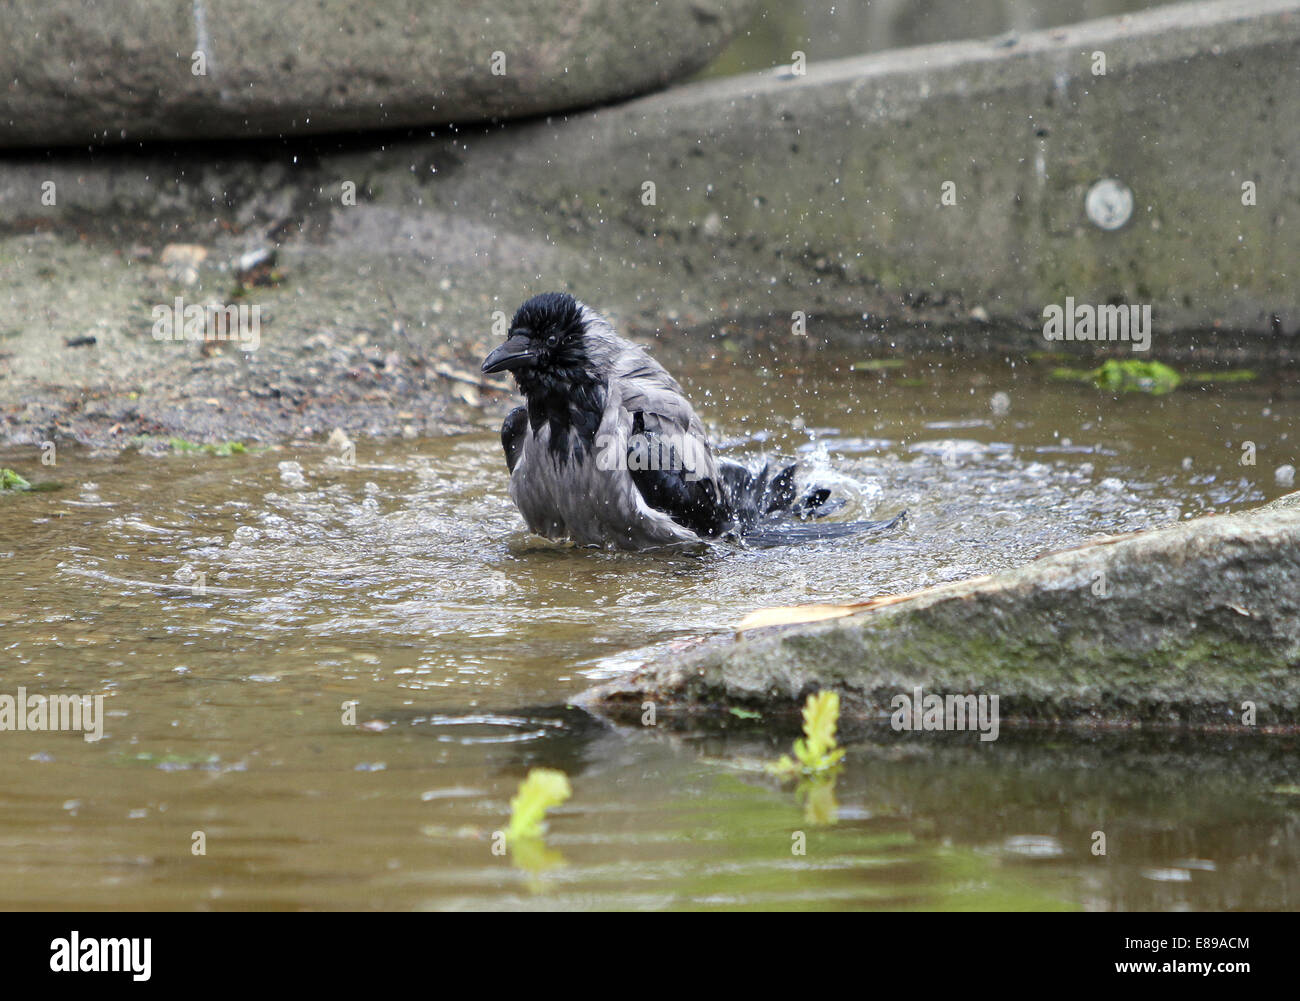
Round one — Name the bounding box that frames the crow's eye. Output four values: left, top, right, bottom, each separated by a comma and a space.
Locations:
546, 334, 558, 347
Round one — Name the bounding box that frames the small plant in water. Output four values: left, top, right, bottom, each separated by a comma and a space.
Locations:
1, 468, 32, 491
167, 437, 249, 456
505, 767, 571, 843
128, 435, 251, 455
767, 691, 846, 779
1052, 359, 1257, 394
1052, 359, 1182, 394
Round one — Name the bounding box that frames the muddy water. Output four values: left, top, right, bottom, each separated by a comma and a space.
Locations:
1, 346, 1298, 910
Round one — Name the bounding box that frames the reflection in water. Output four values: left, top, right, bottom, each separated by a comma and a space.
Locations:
0, 348, 1296, 909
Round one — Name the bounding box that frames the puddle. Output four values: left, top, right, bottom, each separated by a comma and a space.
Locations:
1, 345, 1297, 908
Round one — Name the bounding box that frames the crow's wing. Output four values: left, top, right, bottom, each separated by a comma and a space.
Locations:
606, 349, 734, 538
625, 410, 734, 537
500, 406, 527, 473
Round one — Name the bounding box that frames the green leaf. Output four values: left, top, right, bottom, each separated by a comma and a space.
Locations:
801, 691, 841, 760
1, 468, 32, 491
168, 437, 249, 456
767, 691, 846, 779
765, 754, 801, 779
1051, 359, 1181, 395
504, 768, 571, 843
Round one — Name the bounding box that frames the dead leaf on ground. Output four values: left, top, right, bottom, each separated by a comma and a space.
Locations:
734, 576, 995, 634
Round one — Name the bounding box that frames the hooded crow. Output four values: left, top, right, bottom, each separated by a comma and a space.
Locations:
482, 292, 904, 550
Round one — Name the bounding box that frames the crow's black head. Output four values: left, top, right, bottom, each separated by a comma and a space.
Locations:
482, 292, 594, 397
483, 293, 610, 457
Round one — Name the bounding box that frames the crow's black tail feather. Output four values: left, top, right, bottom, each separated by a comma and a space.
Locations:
721, 459, 839, 531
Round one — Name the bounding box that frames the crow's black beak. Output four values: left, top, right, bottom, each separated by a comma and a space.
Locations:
482, 333, 536, 374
